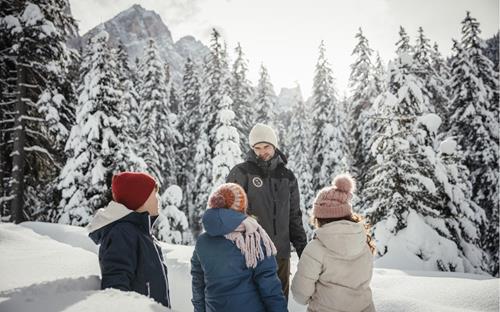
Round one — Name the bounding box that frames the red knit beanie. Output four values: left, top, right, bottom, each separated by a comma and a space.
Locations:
111, 172, 157, 211
208, 183, 248, 213
313, 174, 356, 219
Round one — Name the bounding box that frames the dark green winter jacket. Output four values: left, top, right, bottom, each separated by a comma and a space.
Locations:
226, 149, 307, 259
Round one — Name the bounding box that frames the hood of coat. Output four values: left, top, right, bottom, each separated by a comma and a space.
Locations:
315, 220, 367, 259
87, 201, 156, 244
202, 208, 247, 237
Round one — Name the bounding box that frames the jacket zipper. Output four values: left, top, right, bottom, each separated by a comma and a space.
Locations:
146, 282, 151, 297
149, 216, 171, 308
269, 178, 277, 236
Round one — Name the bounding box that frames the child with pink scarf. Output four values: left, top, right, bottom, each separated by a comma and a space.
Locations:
191, 183, 287, 312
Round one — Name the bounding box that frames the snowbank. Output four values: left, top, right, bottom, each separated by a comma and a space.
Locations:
21, 221, 98, 254
1, 222, 498, 312
0, 223, 170, 312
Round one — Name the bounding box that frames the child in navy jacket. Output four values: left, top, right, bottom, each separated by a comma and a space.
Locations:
88, 172, 171, 308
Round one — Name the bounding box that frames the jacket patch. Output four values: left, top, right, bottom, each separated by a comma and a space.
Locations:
252, 177, 263, 188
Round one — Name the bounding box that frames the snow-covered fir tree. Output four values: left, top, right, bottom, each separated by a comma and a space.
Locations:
115, 41, 145, 172
483, 32, 499, 71
156, 185, 190, 244
179, 57, 201, 230
191, 28, 231, 237
116, 41, 140, 141
348, 28, 380, 190
447, 12, 499, 276
287, 95, 315, 239
412, 27, 439, 114
432, 138, 489, 273
199, 28, 230, 149
273, 85, 302, 153
363, 46, 466, 272
136, 39, 170, 186
396, 26, 412, 54
310, 41, 344, 192
157, 63, 181, 187
212, 94, 242, 188
254, 64, 276, 125
0, 0, 78, 222
57, 31, 130, 225
169, 84, 181, 115
429, 42, 451, 130
357, 52, 387, 204
373, 52, 386, 94
231, 43, 254, 152
338, 95, 351, 172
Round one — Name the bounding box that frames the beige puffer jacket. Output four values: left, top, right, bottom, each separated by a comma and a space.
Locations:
291, 220, 375, 312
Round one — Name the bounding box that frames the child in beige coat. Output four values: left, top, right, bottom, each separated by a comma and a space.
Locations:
291, 174, 376, 312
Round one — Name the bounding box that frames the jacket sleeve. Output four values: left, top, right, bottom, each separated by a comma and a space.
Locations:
253, 255, 288, 312
289, 173, 307, 257
191, 248, 206, 312
226, 165, 248, 192
99, 225, 138, 291
290, 242, 323, 305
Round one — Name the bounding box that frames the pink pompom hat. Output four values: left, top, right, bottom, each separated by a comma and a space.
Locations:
312, 174, 356, 219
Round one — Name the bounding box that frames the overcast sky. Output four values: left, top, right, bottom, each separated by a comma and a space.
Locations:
69, 0, 499, 99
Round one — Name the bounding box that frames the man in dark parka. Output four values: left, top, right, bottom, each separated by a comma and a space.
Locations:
226, 123, 307, 298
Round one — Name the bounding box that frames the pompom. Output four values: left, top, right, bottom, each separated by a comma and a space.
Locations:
332, 174, 355, 193
208, 192, 227, 208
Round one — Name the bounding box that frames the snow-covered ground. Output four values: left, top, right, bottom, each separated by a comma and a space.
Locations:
0, 222, 498, 312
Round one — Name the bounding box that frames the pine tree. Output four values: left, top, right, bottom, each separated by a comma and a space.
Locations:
448, 12, 499, 276
116, 41, 140, 140
311, 41, 344, 191
212, 94, 242, 188
254, 64, 276, 125
191, 28, 231, 237
169, 84, 180, 115
0, 0, 78, 222
348, 28, 380, 190
198, 29, 230, 149
179, 57, 201, 232
58, 31, 129, 225
433, 138, 489, 273
231, 43, 253, 152
273, 85, 302, 154
115, 41, 145, 172
156, 185, 190, 244
287, 96, 314, 239
136, 39, 169, 185
336, 95, 351, 173
396, 26, 411, 54
358, 53, 386, 206
413, 27, 437, 114
363, 45, 465, 272
157, 62, 181, 187
373, 52, 386, 94
429, 42, 451, 130
483, 32, 499, 71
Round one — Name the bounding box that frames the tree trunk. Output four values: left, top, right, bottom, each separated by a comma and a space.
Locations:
10, 65, 27, 223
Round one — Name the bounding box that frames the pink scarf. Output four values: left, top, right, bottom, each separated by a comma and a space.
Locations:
224, 217, 277, 268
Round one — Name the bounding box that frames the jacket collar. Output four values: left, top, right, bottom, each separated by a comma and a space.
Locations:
88, 201, 156, 244
245, 149, 288, 173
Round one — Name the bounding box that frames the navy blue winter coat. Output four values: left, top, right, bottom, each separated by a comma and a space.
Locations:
191, 208, 288, 312
88, 201, 171, 308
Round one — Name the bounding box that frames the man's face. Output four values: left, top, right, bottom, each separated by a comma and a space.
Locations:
252, 143, 275, 161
